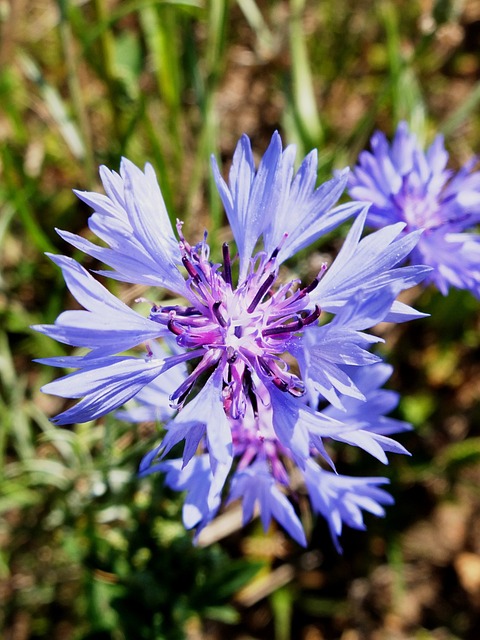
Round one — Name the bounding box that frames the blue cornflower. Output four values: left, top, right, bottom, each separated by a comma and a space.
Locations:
349, 121, 480, 297
35, 132, 429, 548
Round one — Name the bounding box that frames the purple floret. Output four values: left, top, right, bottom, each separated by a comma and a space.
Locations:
349, 121, 480, 296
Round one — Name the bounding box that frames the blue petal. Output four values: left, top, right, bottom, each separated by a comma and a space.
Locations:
228, 461, 307, 546
156, 456, 220, 530
322, 362, 412, 436
212, 133, 284, 280
304, 461, 393, 552
42, 353, 192, 425
148, 367, 233, 469
267, 171, 363, 263
32, 255, 188, 357
312, 210, 430, 313
68, 160, 189, 295
116, 358, 187, 423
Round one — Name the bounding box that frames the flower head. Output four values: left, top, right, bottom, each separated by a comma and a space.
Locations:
35, 132, 429, 548
349, 121, 480, 296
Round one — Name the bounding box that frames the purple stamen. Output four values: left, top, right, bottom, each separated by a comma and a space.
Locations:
262, 304, 320, 338
170, 348, 222, 408
263, 318, 303, 337
272, 377, 289, 392
267, 233, 288, 263
167, 318, 183, 336
227, 346, 237, 363
182, 255, 199, 281
212, 301, 227, 327
302, 305, 321, 326
222, 243, 233, 287
247, 271, 276, 313
297, 265, 327, 299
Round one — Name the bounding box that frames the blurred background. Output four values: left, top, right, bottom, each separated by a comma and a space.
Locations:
1, 0, 480, 638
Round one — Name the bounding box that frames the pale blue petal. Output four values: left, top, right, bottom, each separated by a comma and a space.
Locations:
148, 367, 232, 469
212, 133, 286, 280
304, 461, 393, 552
117, 356, 187, 423
70, 160, 189, 295
42, 356, 183, 425
268, 387, 310, 464
32, 255, 171, 355
273, 177, 363, 263
311, 210, 429, 311
228, 461, 307, 546
153, 456, 219, 531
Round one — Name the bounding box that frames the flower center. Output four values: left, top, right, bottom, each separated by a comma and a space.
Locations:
149, 222, 324, 418
232, 395, 290, 484
392, 176, 444, 231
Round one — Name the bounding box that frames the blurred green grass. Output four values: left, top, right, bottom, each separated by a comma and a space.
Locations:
1, 0, 480, 638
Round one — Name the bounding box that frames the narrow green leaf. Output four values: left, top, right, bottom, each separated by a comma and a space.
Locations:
289, 0, 323, 149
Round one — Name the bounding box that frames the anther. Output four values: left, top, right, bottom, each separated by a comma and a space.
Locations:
212, 300, 227, 327
297, 275, 321, 300
170, 380, 195, 409
257, 357, 273, 377
222, 243, 232, 287
170, 349, 222, 408
167, 318, 184, 336
227, 346, 237, 363
263, 317, 303, 337
161, 305, 201, 316
247, 271, 276, 313
267, 233, 288, 263
302, 305, 321, 326
272, 377, 289, 392
305, 277, 320, 294
182, 256, 199, 280
244, 368, 258, 415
